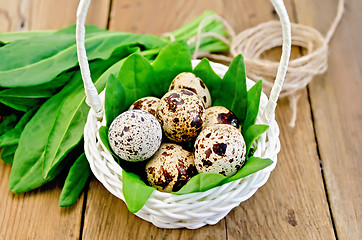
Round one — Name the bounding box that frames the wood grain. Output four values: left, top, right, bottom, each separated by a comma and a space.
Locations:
82, 179, 227, 240
0, 1, 109, 239
109, 0, 224, 33
293, 0, 362, 238
220, 0, 335, 239
0, 161, 84, 240
0, 0, 110, 31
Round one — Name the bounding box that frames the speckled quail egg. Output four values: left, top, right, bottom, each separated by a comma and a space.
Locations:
129, 96, 160, 117
145, 143, 197, 192
157, 89, 205, 142
169, 72, 212, 108
108, 110, 162, 162
203, 106, 240, 130
194, 124, 246, 177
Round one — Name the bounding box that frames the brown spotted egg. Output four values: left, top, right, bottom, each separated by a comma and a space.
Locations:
145, 143, 197, 192
194, 124, 246, 177
203, 106, 240, 130
169, 72, 212, 108
157, 89, 204, 142
129, 96, 160, 117
108, 110, 162, 162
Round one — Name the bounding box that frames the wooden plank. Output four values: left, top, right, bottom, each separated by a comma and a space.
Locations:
108, 0, 223, 33
292, 0, 362, 238
82, 179, 227, 240
82, 0, 336, 239
0, 0, 110, 239
0, 0, 110, 31
0, 160, 84, 240
0, 0, 22, 32
220, 1, 336, 239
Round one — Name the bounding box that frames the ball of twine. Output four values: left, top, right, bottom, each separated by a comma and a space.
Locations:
188, 0, 344, 127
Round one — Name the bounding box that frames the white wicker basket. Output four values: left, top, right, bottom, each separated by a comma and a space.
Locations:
76, 0, 291, 229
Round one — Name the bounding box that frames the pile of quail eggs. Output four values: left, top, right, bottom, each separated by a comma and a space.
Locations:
108, 72, 246, 193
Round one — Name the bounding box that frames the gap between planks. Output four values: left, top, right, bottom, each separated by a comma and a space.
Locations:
289, 0, 339, 238
306, 86, 339, 240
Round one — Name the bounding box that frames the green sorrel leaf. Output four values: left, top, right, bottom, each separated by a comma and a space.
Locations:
122, 170, 155, 213
219, 54, 247, 124
244, 124, 269, 156
243, 80, 262, 133
192, 58, 223, 102
175, 172, 226, 194
1, 145, 17, 164
0, 108, 36, 147
176, 156, 273, 194
229, 156, 273, 181
116, 53, 154, 108
105, 74, 126, 127
9, 50, 132, 193
59, 153, 90, 207
0, 25, 166, 88
151, 40, 192, 97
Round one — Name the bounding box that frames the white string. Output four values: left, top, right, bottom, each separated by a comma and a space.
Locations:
191, 0, 344, 127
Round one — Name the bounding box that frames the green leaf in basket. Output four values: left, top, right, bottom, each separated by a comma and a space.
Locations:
151, 40, 192, 97
59, 153, 90, 207
218, 54, 247, 125
122, 169, 155, 213
192, 58, 223, 101
98, 125, 121, 162
193, 56, 248, 126
228, 156, 273, 181
105, 74, 126, 127
242, 80, 262, 133
244, 124, 269, 157
116, 53, 154, 109
99, 126, 110, 152
175, 172, 226, 194
175, 156, 273, 194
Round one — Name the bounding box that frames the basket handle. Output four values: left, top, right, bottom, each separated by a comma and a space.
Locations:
76, 0, 291, 123
262, 0, 292, 124
76, 0, 103, 120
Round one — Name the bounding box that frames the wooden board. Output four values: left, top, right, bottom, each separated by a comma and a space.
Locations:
0, 0, 110, 31
293, 0, 362, 238
221, 0, 335, 239
0, 0, 109, 239
0, 161, 83, 240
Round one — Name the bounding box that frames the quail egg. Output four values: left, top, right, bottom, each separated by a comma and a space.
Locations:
157, 89, 205, 142
129, 96, 160, 117
203, 106, 240, 130
108, 110, 162, 162
169, 72, 212, 108
194, 124, 246, 177
145, 143, 197, 192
